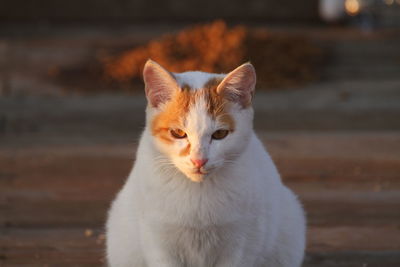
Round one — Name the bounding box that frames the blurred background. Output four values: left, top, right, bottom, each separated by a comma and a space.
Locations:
1, 0, 400, 266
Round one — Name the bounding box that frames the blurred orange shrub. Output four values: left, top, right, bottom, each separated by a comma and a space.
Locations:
102, 20, 323, 89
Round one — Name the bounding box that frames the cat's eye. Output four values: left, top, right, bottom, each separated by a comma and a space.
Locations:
170, 128, 187, 139
212, 129, 229, 140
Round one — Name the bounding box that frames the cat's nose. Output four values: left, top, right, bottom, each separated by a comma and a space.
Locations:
190, 158, 208, 168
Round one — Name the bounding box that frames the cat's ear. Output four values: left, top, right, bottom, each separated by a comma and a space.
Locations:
216, 63, 256, 108
143, 59, 179, 108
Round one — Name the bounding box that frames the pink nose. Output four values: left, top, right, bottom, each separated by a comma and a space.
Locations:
190, 158, 208, 168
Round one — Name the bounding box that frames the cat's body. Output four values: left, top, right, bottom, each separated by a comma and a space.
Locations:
106, 60, 306, 267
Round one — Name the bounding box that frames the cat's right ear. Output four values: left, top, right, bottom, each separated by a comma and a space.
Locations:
143, 59, 179, 108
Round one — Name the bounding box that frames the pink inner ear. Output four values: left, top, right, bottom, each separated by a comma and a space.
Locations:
217, 63, 256, 108
143, 60, 178, 108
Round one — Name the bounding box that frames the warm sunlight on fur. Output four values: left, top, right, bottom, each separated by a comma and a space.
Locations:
106, 59, 306, 267
147, 60, 250, 182
150, 87, 234, 181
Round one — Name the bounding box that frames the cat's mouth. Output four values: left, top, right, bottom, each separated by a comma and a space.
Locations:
185, 168, 209, 182
184, 165, 219, 182
194, 169, 206, 175
191, 165, 219, 176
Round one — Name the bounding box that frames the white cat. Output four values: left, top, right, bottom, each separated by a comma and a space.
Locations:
106, 59, 306, 267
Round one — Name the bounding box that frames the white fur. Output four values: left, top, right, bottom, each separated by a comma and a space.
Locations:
106, 68, 306, 267
174, 71, 226, 90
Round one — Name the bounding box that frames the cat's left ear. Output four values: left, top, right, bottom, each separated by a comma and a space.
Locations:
143, 59, 179, 108
216, 63, 256, 108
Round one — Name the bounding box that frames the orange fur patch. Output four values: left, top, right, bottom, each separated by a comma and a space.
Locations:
151, 88, 192, 144
179, 143, 191, 156
204, 78, 236, 130
204, 77, 223, 89
151, 77, 235, 145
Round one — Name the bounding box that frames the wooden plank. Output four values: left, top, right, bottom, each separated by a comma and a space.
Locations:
307, 226, 400, 252
0, 133, 399, 266
2, 189, 400, 227
1, 227, 400, 266
0, 228, 104, 265
0, 134, 399, 227
304, 251, 400, 267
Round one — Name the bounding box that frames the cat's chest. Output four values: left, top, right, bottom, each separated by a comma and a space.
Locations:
163, 223, 236, 265
142, 180, 247, 227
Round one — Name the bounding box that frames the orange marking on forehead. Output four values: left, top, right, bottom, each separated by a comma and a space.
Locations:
151, 77, 236, 144
204, 77, 224, 89
179, 143, 191, 156
203, 77, 236, 131
181, 83, 192, 91
151, 88, 192, 143
218, 113, 235, 130
203, 77, 227, 115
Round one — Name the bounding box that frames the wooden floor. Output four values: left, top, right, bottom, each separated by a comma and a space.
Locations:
1, 25, 400, 266
1, 133, 400, 266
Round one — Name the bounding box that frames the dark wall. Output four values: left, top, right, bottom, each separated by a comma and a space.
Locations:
0, 0, 319, 23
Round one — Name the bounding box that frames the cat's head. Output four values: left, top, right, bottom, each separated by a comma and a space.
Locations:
143, 59, 256, 182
